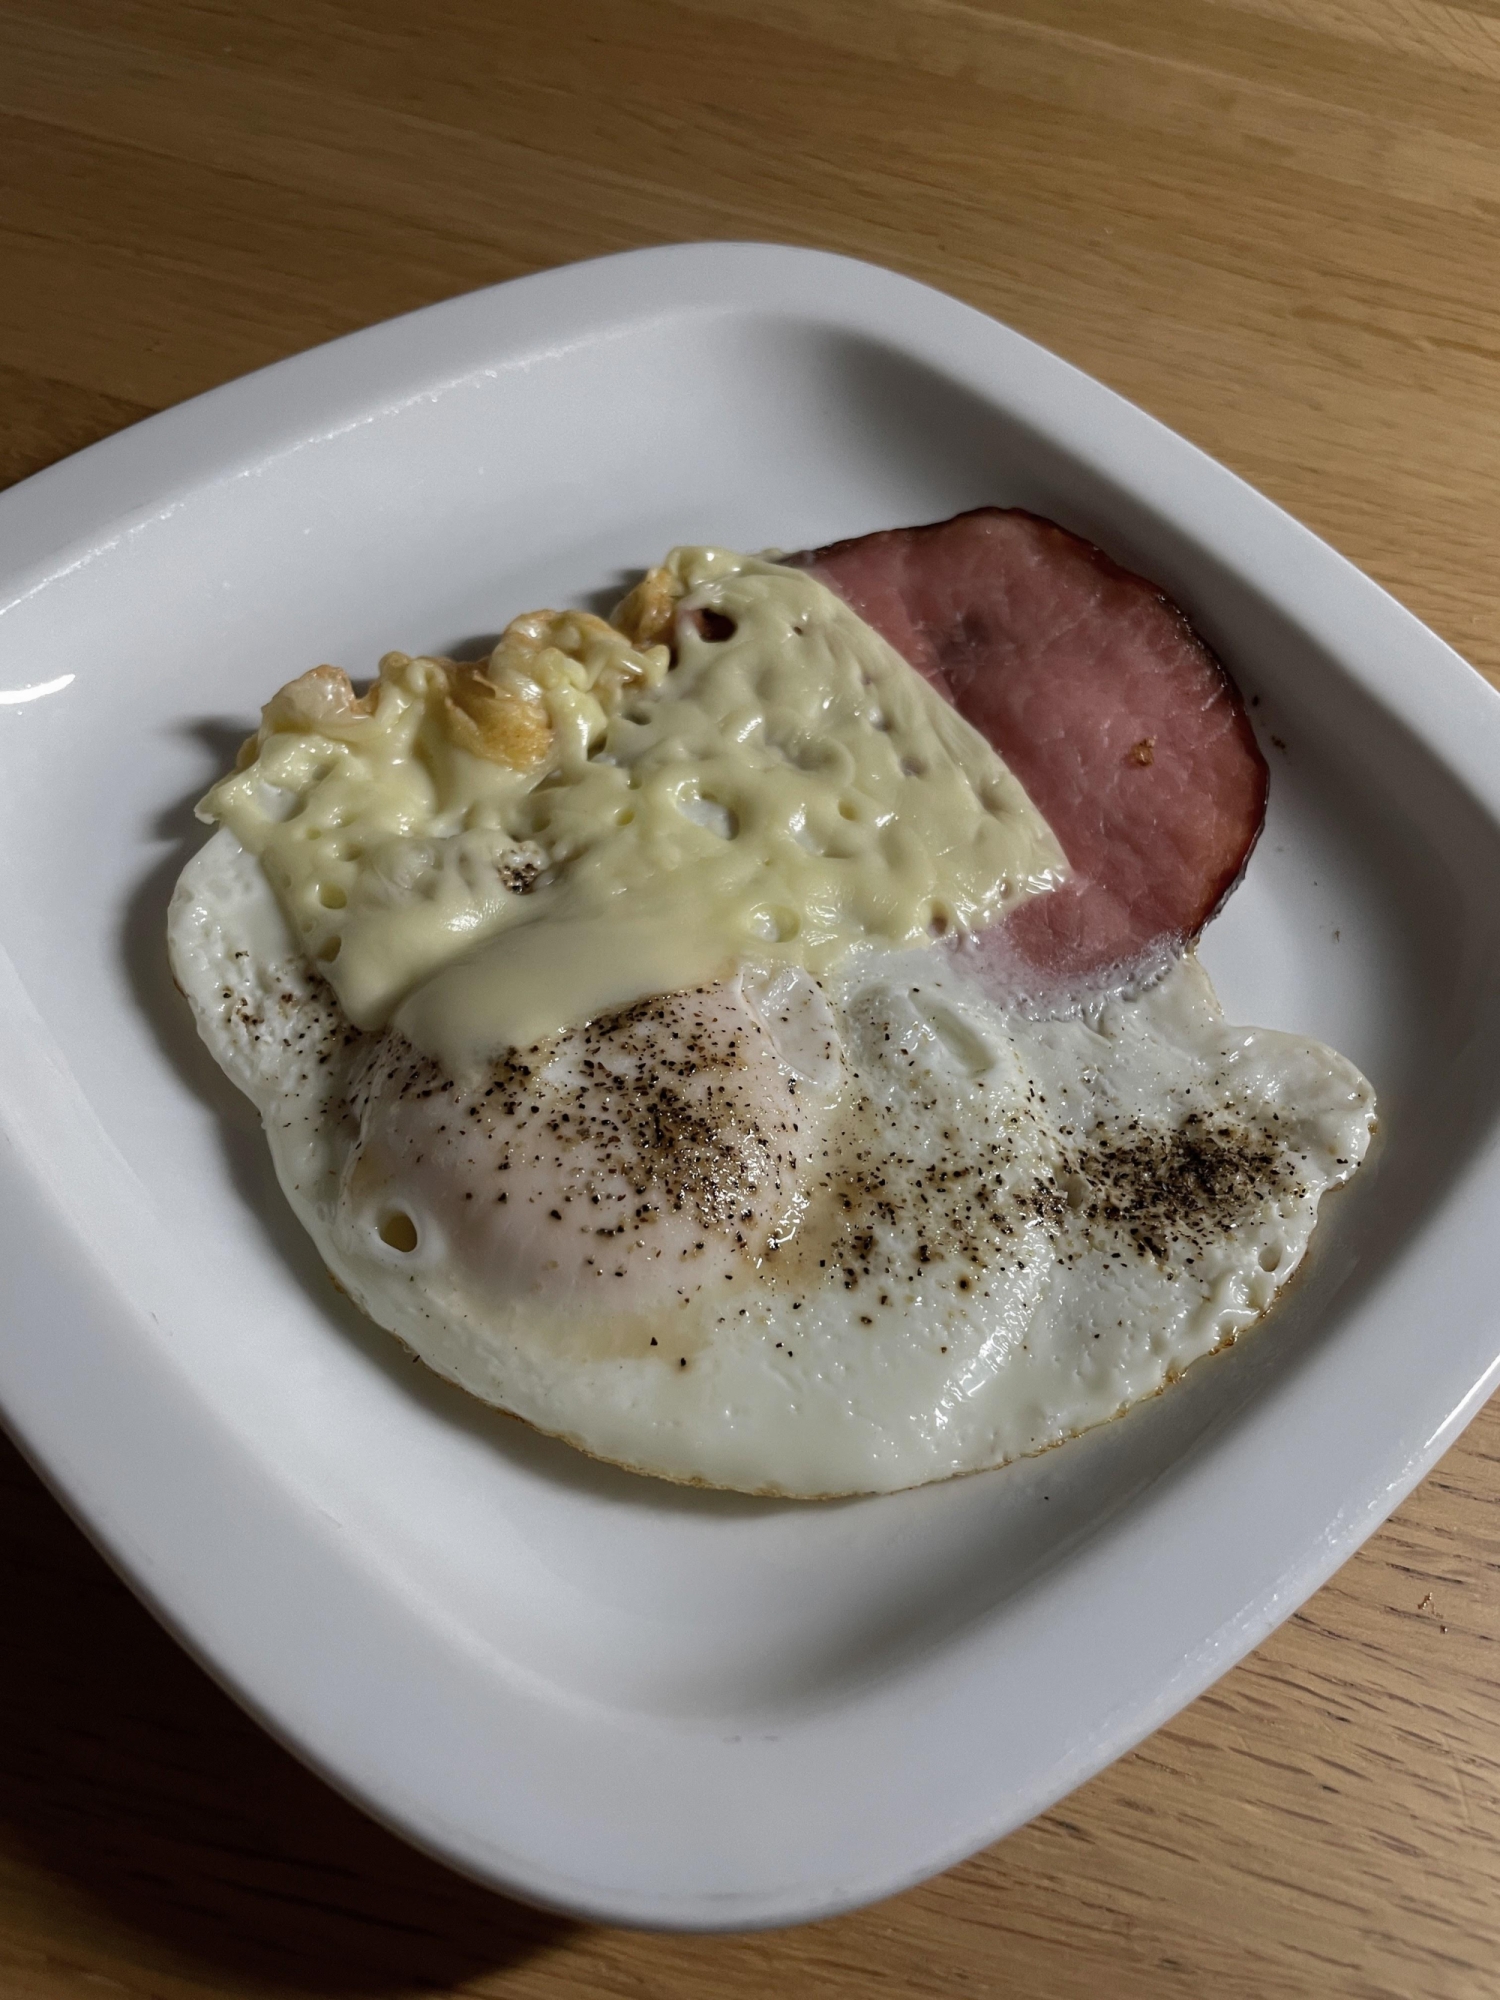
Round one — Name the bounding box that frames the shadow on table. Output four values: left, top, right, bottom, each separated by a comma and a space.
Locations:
0, 1429, 574, 1995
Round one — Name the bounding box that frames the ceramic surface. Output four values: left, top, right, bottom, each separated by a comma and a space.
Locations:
2, 244, 1498, 1929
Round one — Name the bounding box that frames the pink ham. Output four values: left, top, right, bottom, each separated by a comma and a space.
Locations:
789, 508, 1268, 997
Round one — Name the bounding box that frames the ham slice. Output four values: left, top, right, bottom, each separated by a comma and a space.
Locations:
789, 508, 1268, 998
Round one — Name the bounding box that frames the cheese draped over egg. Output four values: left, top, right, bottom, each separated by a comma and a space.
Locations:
198, 549, 1067, 1066
171, 546, 1375, 1497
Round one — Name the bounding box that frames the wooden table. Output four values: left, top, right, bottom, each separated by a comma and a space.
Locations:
5, 2, 1500, 1993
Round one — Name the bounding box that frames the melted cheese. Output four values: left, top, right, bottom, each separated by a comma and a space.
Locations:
199, 549, 1067, 1067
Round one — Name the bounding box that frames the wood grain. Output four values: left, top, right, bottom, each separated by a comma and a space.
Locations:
3, 1, 1500, 1993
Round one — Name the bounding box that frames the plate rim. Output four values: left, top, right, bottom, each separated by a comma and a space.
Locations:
3, 239, 1500, 1930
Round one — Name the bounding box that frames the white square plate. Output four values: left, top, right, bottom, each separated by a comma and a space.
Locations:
3, 243, 1500, 1931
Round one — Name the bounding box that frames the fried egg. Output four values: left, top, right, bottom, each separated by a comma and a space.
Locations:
169, 850, 1373, 1497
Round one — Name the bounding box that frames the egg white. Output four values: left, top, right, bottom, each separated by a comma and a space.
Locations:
169, 827, 1374, 1496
